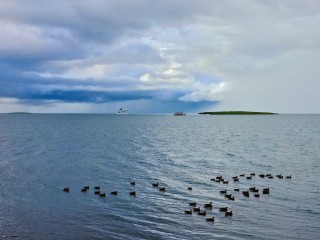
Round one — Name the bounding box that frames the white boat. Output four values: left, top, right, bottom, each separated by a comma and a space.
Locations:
117, 108, 128, 114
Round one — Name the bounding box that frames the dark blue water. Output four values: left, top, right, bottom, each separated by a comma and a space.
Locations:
0, 114, 319, 239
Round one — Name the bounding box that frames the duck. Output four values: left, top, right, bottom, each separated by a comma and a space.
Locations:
276, 174, 283, 179
225, 211, 233, 216
223, 180, 229, 184
239, 174, 245, 177
130, 191, 136, 196
206, 217, 215, 222
63, 187, 70, 192
210, 178, 216, 182
286, 175, 292, 179
152, 183, 159, 187
254, 193, 260, 198
233, 178, 239, 182
193, 207, 200, 212
262, 188, 270, 194
266, 173, 272, 177
84, 186, 89, 190
189, 202, 197, 207
219, 207, 228, 212
242, 191, 249, 197
111, 191, 118, 195
81, 188, 87, 192
204, 202, 212, 208
94, 186, 100, 190
268, 175, 274, 179
249, 187, 259, 192
94, 190, 100, 195
99, 193, 106, 197
130, 181, 136, 186
159, 187, 166, 192
234, 188, 240, 192
188, 187, 192, 191
259, 174, 265, 178
225, 194, 232, 198
246, 176, 252, 180
184, 210, 192, 215
227, 195, 235, 201
250, 173, 256, 176
220, 189, 227, 194
198, 211, 206, 216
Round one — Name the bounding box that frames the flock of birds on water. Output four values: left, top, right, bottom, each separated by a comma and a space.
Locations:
63, 172, 292, 223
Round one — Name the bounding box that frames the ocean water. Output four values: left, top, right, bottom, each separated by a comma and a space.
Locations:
0, 114, 319, 240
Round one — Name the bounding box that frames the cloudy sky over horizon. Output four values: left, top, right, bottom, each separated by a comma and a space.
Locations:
0, 0, 319, 113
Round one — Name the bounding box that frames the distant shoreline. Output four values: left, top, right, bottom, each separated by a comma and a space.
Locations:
8, 112, 32, 114
198, 111, 277, 115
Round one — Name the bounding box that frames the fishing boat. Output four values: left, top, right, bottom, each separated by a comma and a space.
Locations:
117, 108, 128, 114
174, 112, 186, 116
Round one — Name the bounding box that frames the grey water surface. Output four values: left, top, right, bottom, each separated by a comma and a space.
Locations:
0, 114, 319, 239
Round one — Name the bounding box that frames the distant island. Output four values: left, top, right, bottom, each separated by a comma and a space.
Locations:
8, 112, 32, 114
198, 111, 277, 115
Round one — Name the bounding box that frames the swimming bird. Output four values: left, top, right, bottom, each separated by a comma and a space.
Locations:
94, 186, 100, 190
254, 193, 260, 198
111, 191, 118, 195
262, 188, 270, 194
227, 195, 235, 201
220, 189, 227, 194
189, 202, 197, 207
94, 190, 100, 195
81, 188, 87, 192
206, 217, 215, 222
246, 176, 252, 180
130, 191, 136, 196
130, 181, 136, 186
259, 174, 265, 178
152, 183, 159, 187
276, 174, 283, 179
188, 187, 192, 191
99, 193, 106, 197
219, 207, 228, 212
63, 187, 70, 192
239, 174, 245, 177
266, 173, 272, 177
225, 194, 232, 198
159, 187, 166, 192
193, 207, 200, 212
242, 191, 249, 197
204, 202, 212, 208
198, 211, 206, 216
223, 180, 229, 184
234, 188, 240, 192
286, 175, 292, 179
210, 178, 216, 182
268, 175, 274, 179
250, 173, 256, 176
225, 211, 233, 216
249, 187, 259, 192
184, 210, 192, 215
84, 186, 89, 190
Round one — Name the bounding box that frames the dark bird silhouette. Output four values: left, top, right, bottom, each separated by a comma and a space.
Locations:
225, 211, 233, 216
262, 188, 270, 194
189, 202, 197, 207
188, 187, 192, 191
193, 207, 200, 212
63, 187, 70, 193
130, 181, 136, 186
204, 202, 212, 208
259, 174, 265, 178
219, 207, 228, 212
242, 191, 249, 197
99, 193, 106, 197
152, 183, 159, 187
111, 191, 118, 195
94, 190, 100, 195
254, 193, 260, 198
234, 188, 240, 192
81, 188, 87, 192
198, 211, 206, 216
159, 187, 166, 192
220, 189, 227, 194
130, 191, 136, 196
94, 186, 100, 190
184, 210, 192, 214
206, 217, 215, 222
286, 175, 292, 179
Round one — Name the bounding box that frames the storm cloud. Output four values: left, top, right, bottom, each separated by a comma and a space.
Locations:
0, 0, 319, 113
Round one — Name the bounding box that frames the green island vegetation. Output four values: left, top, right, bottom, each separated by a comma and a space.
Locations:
198, 111, 277, 115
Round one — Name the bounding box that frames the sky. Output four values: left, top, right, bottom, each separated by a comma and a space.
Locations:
0, 0, 319, 113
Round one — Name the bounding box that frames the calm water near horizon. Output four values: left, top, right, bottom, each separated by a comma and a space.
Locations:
0, 114, 319, 239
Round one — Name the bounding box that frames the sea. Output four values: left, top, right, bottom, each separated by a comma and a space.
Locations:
0, 114, 319, 240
